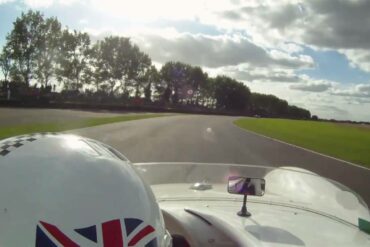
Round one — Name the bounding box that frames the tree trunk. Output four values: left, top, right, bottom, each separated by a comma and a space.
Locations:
135, 84, 140, 97
44, 73, 49, 87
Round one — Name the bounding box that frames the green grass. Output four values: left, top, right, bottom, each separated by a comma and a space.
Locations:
235, 118, 370, 168
0, 114, 167, 140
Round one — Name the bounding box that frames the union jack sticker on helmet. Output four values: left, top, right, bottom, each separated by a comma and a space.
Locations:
35, 218, 157, 247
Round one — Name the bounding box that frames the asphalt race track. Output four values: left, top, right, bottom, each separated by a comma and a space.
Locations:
69, 114, 370, 206
0, 107, 122, 127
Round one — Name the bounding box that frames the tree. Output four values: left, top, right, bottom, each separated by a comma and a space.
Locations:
82, 44, 101, 92
214, 76, 251, 111
199, 77, 216, 108
6, 10, 45, 86
160, 61, 191, 104
188, 66, 207, 105
57, 30, 91, 90
251, 93, 310, 119
35, 17, 62, 87
287, 105, 311, 119
125, 45, 152, 97
0, 45, 12, 82
142, 65, 160, 102
274, 98, 289, 116
312, 115, 319, 121
251, 93, 286, 116
94, 36, 132, 95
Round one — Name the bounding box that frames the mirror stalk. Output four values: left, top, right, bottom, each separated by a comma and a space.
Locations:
237, 195, 251, 217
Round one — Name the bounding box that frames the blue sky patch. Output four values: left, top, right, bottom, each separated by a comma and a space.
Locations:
299, 47, 370, 84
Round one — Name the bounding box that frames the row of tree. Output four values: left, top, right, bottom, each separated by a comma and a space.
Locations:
0, 10, 311, 119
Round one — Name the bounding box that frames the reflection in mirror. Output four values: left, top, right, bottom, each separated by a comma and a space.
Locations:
228, 176, 265, 196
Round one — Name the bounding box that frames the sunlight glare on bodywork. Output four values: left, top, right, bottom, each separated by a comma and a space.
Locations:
62, 136, 99, 156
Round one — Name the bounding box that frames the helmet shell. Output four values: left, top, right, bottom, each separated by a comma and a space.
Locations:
0, 133, 165, 246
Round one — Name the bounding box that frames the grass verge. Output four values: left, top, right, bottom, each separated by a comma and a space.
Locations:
0, 114, 167, 140
235, 118, 370, 168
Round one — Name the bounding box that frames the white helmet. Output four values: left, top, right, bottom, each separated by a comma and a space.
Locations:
0, 133, 171, 247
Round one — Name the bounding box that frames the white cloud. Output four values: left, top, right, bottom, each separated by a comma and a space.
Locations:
340, 49, 370, 72
215, 64, 301, 83
18, 0, 370, 74
308, 98, 370, 121
24, 0, 53, 8
200, 0, 370, 75
86, 27, 314, 69
78, 19, 88, 25
277, 42, 303, 54
245, 80, 370, 121
331, 83, 370, 98
290, 80, 333, 92
209, 0, 370, 47
269, 49, 313, 67
0, 0, 15, 4
312, 105, 349, 117
303, 0, 370, 50
135, 33, 313, 69
23, 0, 79, 8
88, 0, 234, 22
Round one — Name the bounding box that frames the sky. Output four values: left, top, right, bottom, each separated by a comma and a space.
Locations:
0, 0, 370, 121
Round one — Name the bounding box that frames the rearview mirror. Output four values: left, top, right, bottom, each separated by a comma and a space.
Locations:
228, 176, 265, 196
